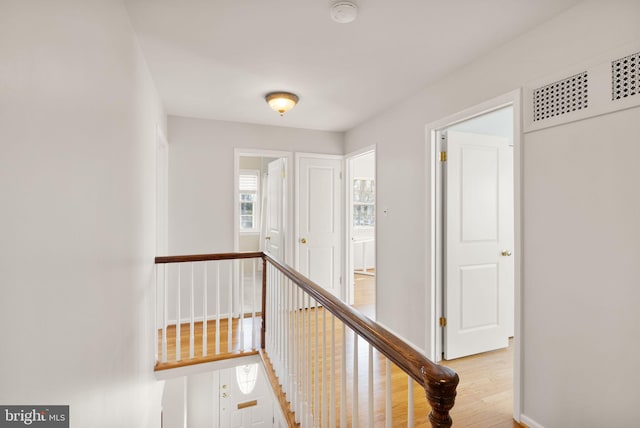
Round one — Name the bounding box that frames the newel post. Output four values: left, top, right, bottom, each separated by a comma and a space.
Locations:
423, 367, 459, 428
260, 255, 267, 349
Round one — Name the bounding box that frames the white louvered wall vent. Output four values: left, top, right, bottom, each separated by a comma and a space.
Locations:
533, 72, 588, 121
524, 41, 640, 133
612, 51, 638, 100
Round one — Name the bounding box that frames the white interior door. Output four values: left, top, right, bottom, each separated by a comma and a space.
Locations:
296, 155, 343, 297
219, 363, 273, 428
444, 130, 513, 360
265, 158, 285, 259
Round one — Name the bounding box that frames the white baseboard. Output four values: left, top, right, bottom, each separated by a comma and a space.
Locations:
520, 414, 545, 428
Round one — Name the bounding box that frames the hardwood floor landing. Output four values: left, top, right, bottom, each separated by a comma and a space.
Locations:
157, 274, 521, 426
353, 274, 521, 427
155, 316, 260, 370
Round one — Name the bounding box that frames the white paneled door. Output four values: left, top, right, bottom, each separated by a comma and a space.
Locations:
444, 130, 513, 360
219, 363, 273, 428
265, 158, 285, 259
296, 155, 343, 297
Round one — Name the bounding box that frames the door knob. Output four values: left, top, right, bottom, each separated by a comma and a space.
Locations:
265, 236, 271, 240
300, 238, 307, 244
501, 250, 512, 257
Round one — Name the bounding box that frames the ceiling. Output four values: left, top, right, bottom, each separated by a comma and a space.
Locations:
124, 0, 582, 132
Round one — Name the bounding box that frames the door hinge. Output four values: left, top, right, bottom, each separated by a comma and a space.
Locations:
339, 171, 343, 179
281, 169, 285, 179
439, 317, 447, 327
439, 151, 447, 162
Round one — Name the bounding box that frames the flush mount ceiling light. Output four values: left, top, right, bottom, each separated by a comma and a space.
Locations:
330, 1, 358, 24
265, 92, 299, 116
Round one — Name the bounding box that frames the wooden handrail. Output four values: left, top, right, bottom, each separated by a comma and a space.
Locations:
155, 251, 263, 264
262, 252, 459, 427
154, 251, 459, 427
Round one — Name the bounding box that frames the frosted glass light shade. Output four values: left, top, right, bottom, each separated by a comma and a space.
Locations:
265, 92, 299, 115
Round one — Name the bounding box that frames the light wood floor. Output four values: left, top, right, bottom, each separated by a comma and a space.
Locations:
352, 274, 520, 427
157, 274, 520, 427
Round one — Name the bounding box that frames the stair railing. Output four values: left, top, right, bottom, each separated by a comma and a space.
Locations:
154, 251, 458, 427
154, 252, 264, 370
263, 252, 458, 428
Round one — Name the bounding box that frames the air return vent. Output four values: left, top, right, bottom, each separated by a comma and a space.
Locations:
612, 51, 638, 100
533, 72, 588, 121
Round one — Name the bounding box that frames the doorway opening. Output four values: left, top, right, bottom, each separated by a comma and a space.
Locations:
346, 148, 376, 319
439, 106, 515, 360
234, 149, 293, 315
428, 90, 522, 422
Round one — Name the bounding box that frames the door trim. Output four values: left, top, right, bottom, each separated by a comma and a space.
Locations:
425, 89, 523, 422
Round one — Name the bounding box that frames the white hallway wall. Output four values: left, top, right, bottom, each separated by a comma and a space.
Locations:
0, 0, 166, 427
345, 1, 640, 426
168, 116, 343, 255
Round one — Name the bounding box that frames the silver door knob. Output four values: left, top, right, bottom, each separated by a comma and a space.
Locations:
501, 250, 512, 257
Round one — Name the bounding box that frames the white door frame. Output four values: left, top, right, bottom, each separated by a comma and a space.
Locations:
294, 152, 346, 300
426, 89, 523, 422
233, 149, 294, 266
344, 145, 377, 306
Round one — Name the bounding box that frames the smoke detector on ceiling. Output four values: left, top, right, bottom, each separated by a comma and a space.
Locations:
330, 1, 358, 24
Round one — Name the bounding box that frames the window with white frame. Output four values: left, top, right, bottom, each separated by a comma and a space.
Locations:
353, 178, 375, 227
239, 170, 260, 232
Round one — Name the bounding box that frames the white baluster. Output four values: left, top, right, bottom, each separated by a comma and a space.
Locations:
386, 359, 392, 427
272, 266, 277, 369
202, 262, 208, 357
291, 285, 302, 423
162, 264, 167, 363
288, 278, 294, 398
262, 264, 273, 354
283, 273, 288, 389
251, 258, 257, 349
352, 330, 358, 428
215, 263, 220, 355
407, 376, 414, 427
280, 272, 285, 381
368, 345, 374, 428
227, 261, 232, 353
190, 262, 194, 359
176, 264, 181, 361
272, 265, 276, 356
304, 295, 313, 426
330, 315, 336, 428
322, 305, 327, 428
155, 265, 158, 364
340, 323, 347, 428
306, 293, 312, 427
239, 259, 245, 351
314, 298, 319, 427
268, 264, 274, 355
269, 264, 274, 354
